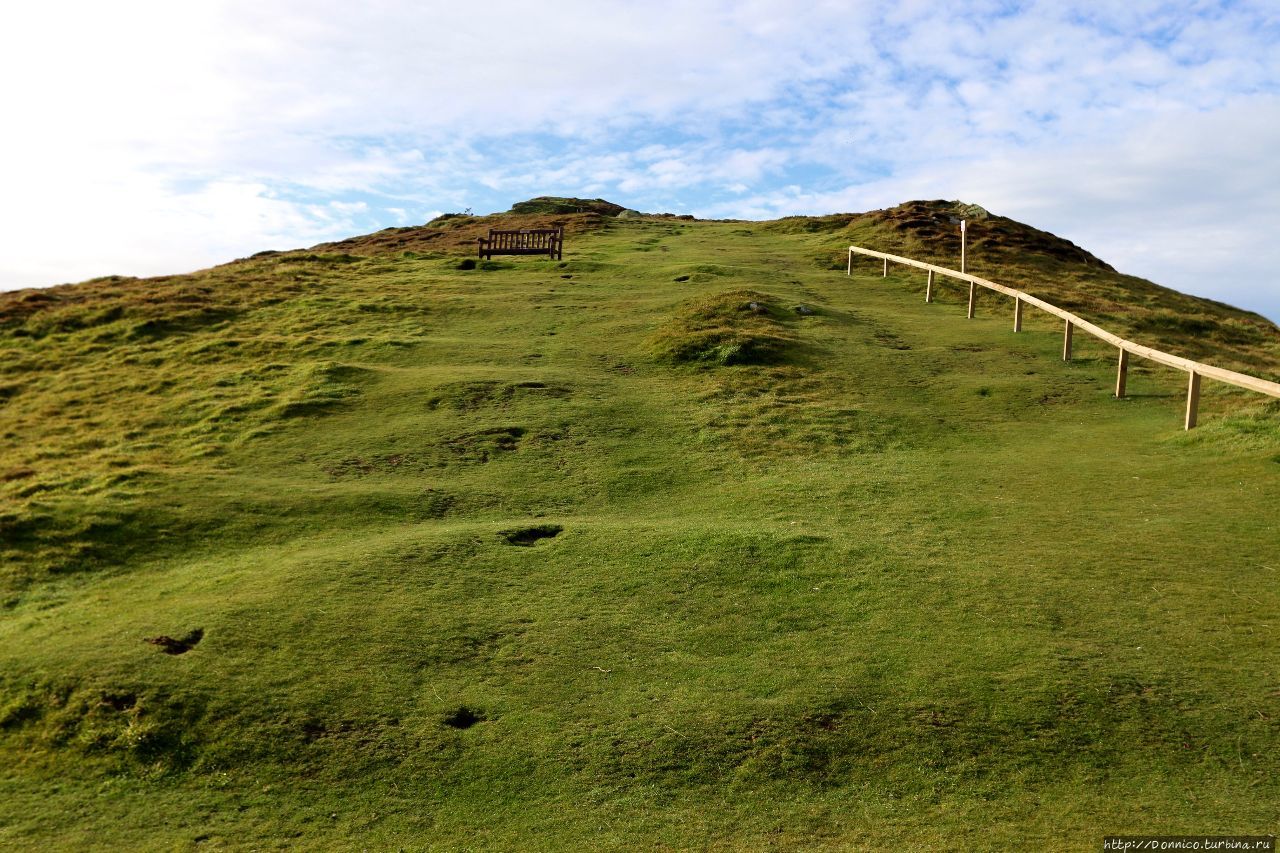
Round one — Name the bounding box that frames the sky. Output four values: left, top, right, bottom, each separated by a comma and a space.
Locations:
3, 0, 1279, 321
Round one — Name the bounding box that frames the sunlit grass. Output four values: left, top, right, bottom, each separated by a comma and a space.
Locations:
1, 212, 1278, 849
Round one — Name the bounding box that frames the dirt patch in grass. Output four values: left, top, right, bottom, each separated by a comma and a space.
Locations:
442, 706, 484, 729
144, 628, 204, 655
501, 524, 563, 546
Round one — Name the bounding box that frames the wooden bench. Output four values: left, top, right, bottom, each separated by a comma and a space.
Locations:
478, 227, 564, 260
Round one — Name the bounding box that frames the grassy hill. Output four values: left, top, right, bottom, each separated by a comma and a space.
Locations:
2, 203, 1279, 849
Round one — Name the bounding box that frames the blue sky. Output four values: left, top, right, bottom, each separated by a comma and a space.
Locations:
3, 0, 1279, 321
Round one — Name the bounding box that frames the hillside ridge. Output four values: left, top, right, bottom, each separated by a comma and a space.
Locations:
3, 198, 1276, 380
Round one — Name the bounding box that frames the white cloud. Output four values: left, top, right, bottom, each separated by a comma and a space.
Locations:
706, 93, 1280, 321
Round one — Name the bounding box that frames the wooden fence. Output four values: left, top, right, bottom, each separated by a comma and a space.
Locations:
848, 245, 1280, 429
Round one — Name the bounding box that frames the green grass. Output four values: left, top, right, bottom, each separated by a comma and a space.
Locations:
2, 213, 1279, 849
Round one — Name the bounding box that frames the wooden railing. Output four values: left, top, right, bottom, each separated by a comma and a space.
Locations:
848, 245, 1280, 429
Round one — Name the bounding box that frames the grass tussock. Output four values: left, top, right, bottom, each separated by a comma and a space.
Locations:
650, 290, 798, 366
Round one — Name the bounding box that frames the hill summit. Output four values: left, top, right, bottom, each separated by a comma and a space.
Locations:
506, 196, 627, 216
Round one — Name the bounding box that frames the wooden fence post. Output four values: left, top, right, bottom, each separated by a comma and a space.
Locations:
1062, 320, 1074, 361
1115, 348, 1129, 398
967, 282, 976, 319
926, 269, 934, 303
847, 249, 852, 276
1013, 297, 1023, 332
1185, 371, 1201, 430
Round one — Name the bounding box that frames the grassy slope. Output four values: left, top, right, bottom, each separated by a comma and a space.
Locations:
780, 200, 1280, 378
1, 214, 1279, 849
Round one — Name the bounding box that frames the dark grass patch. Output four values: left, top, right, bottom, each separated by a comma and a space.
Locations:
427, 380, 571, 411
873, 330, 912, 350
0, 680, 206, 773
586, 676, 1229, 790
0, 502, 184, 595
126, 308, 239, 341
320, 454, 419, 479
501, 524, 563, 546
445, 426, 526, 462
101, 693, 138, 712
418, 489, 456, 519
274, 252, 363, 266
0, 691, 44, 730
1135, 312, 1216, 337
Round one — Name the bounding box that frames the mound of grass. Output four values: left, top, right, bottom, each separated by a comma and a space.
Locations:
650, 289, 799, 366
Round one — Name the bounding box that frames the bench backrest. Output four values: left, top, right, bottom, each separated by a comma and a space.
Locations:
484, 228, 562, 250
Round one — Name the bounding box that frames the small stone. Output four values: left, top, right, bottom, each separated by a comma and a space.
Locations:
794, 304, 815, 315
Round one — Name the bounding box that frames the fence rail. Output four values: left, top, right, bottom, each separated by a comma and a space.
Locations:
848, 245, 1280, 430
